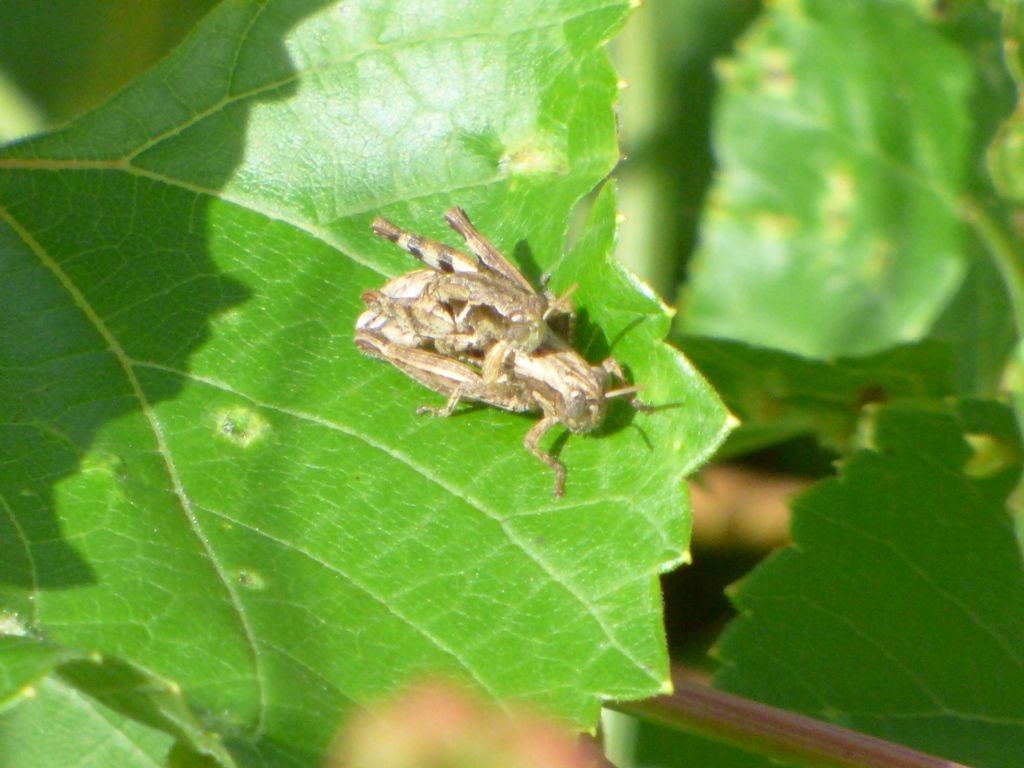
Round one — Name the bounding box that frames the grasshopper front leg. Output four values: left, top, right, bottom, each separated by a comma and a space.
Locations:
416, 385, 465, 418
523, 415, 565, 497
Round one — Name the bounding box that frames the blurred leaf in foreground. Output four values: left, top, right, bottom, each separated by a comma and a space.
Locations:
329, 681, 597, 768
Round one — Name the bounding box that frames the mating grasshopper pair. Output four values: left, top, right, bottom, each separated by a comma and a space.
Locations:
355, 207, 645, 497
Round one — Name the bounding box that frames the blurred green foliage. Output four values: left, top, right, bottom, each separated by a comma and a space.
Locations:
0, 0, 217, 137
613, 0, 760, 297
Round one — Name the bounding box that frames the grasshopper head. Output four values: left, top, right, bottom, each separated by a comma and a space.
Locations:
560, 385, 608, 434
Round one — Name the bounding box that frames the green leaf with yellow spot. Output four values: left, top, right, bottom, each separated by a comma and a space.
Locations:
680, 0, 974, 358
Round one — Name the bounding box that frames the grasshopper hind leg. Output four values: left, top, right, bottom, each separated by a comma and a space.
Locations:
372, 217, 477, 273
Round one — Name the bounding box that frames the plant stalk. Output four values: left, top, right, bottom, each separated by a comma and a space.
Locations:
609, 667, 972, 768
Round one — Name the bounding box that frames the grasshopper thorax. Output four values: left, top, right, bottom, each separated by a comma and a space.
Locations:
502, 294, 548, 351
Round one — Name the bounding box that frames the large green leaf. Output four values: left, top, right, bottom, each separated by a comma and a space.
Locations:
715, 405, 1024, 767
0, 1, 729, 764
679, 0, 974, 358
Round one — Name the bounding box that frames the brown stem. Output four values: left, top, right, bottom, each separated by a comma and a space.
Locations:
609, 667, 971, 768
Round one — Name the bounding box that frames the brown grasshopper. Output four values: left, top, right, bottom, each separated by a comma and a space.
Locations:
356, 208, 646, 495
368, 207, 575, 354
355, 322, 645, 497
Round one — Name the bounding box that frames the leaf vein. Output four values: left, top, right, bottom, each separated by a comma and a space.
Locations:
0, 492, 39, 627
194, 501, 500, 698
0, 202, 269, 737
133, 360, 662, 686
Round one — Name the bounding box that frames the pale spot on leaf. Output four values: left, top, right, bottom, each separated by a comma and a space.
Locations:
216, 407, 269, 447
